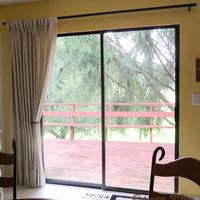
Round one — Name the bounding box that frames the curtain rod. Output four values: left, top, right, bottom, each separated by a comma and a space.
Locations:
2, 3, 197, 25
57, 3, 197, 20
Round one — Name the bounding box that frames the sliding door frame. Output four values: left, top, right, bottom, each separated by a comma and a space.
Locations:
46, 24, 180, 195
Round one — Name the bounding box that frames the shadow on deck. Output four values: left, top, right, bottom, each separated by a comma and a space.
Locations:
44, 139, 174, 193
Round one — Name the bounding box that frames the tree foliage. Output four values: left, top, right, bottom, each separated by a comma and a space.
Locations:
45, 28, 175, 139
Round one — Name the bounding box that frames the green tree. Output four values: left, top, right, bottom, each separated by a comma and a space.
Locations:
45, 28, 175, 139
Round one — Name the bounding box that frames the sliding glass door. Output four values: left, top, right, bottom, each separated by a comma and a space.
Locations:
104, 28, 177, 193
44, 34, 102, 184
43, 25, 179, 193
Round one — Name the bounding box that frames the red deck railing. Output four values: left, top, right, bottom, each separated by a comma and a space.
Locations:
43, 102, 175, 143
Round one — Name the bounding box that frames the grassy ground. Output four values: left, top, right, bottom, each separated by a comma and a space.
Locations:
44, 127, 175, 143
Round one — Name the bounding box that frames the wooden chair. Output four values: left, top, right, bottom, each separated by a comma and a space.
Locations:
149, 146, 200, 200
0, 139, 17, 200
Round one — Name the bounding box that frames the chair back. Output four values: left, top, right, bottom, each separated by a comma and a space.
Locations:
149, 146, 200, 199
0, 139, 17, 200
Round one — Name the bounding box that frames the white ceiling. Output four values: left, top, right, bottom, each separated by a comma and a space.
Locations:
0, 0, 44, 5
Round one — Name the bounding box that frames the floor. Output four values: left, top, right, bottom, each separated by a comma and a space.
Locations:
44, 139, 174, 192
3, 184, 135, 200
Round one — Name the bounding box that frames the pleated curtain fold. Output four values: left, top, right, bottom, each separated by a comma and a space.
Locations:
6, 18, 58, 187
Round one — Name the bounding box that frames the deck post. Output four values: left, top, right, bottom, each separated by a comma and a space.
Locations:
70, 104, 76, 140
70, 127, 74, 140
105, 105, 109, 141
149, 104, 153, 143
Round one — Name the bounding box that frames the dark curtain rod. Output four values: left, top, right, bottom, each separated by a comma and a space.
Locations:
3, 3, 197, 25
58, 3, 197, 20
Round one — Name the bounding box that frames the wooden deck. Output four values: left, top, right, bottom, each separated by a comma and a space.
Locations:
44, 139, 175, 193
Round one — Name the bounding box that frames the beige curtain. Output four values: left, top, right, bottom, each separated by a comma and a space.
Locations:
6, 18, 58, 187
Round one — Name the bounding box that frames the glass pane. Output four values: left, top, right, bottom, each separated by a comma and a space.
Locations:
104, 28, 176, 192
44, 34, 102, 184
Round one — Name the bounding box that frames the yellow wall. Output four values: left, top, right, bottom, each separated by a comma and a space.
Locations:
0, 0, 200, 195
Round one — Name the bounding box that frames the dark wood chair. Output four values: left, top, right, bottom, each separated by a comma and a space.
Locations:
0, 139, 17, 200
149, 146, 200, 200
